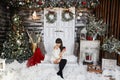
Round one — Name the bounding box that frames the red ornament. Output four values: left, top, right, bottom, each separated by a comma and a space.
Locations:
82, 1, 87, 5
95, 29, 98, 32
73, 1, 77, 6
65, 9, 70, 13
86, 36, 93, 40
38, 1, 43, 5
49, 11, 55, 14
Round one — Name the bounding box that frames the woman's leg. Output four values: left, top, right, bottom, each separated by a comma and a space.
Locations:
57, 59, 67, 78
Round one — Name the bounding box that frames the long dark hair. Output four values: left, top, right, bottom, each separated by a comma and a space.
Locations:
55, 38, 65, 52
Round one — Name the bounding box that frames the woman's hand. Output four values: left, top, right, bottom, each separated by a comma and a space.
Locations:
62, 48, 66, 53
61, 48, 66, 55
54, 58, 61, 64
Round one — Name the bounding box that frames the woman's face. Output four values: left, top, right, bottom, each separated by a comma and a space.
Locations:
56, 43, 61, 47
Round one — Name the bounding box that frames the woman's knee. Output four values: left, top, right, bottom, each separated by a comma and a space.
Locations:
61, 59, 67, 63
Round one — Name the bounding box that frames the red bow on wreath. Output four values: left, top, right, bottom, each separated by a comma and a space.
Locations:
49, 11, 55, 14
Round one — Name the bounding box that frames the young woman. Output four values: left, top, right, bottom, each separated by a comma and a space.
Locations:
51, 38, 67, 78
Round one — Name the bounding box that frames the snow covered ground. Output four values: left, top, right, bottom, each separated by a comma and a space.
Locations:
0, 60, 120, 80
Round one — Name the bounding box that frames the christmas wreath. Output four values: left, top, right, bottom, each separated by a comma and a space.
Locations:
45, 11, 57, 23
62, 10, 74, 22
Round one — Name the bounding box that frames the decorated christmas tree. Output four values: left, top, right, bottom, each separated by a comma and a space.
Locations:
0, 14, 32, 63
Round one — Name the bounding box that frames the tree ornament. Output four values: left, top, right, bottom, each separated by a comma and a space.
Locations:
12, 14, 21, 26
62, 9, 74, 22
45, 11, 57, 23
16, 40, 21, 46
82, 1, 87, 5
90, 2, 96, 8
6, 6, 10, 10
38, 1, 43, 5
33, 0, 37, 2
26, 0, 30, 3
77, 16, 81, 20
72, 1, 77, 6
60, 1, 64, 5
19, 1, 24, 6
79, 12, 83, 16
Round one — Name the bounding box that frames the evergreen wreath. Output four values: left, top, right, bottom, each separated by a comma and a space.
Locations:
45, 11, 57, 23
62, 10, 74, 22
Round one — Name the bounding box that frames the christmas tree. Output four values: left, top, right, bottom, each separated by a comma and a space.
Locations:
0, 14, 32, 63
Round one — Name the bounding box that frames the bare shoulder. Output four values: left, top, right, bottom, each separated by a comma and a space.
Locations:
54, 45, 58, 49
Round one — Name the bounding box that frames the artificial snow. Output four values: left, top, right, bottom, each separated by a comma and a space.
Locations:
0, 60, 120, 80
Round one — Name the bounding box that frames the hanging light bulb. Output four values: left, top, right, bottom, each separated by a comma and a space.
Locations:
79, 12, 83, 16
32, 11, 37, 20
32, 11, 40, 20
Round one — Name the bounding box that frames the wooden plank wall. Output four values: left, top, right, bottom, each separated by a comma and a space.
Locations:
0, 5, 10, 52
94, 0, 120, 65
18, 9, 44, 40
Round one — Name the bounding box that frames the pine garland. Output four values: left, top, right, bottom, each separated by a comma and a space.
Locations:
3, 0, 100, 9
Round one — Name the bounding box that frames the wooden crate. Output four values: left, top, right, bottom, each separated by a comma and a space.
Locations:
87, 64, 102, 73
117, 54, 120, 66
